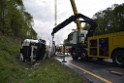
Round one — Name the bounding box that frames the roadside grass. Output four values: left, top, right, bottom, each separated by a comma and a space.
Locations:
0, 36, 85, 83
23, 59, 84, 83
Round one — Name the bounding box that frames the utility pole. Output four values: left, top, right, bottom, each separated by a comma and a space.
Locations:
54, 0, 57, 26
51, 0, 57, 56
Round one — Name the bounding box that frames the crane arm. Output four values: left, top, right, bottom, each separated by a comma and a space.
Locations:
51, 13, 97, 37
70, 0, 82, 30
51, 15, 75, 35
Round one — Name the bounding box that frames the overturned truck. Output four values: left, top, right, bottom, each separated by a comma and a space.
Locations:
20, 39, 47, 63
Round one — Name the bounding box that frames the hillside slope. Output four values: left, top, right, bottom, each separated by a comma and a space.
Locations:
0, 36, 84, 83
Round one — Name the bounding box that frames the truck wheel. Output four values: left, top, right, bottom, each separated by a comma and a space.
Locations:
80, 51, 88, 61
71, 48, 79, 60
112, 50, 124, 67
97, 58, 103, 61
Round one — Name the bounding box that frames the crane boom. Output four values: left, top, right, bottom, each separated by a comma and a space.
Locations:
70, 0, 82, 30
51, 13, 97, 38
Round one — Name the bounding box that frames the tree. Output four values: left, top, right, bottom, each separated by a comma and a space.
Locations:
63, 39, 69, 45
84, 3, 124, 35
0, 0, 37, 39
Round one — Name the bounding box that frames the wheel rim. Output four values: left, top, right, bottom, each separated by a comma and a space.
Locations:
115, 54, 124, 65
81, 53, 86, 58
72, 51, 77, 57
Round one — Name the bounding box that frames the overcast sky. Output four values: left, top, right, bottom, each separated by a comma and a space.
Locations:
23, 0, 124, 45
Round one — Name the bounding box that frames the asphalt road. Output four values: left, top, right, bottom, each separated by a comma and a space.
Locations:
55, 54, 124, 83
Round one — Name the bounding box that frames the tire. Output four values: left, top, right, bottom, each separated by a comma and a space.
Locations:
112, 50, 124, 67
80, 50, 88, 61
97, 58, 103, 61
71, 48, 79, 60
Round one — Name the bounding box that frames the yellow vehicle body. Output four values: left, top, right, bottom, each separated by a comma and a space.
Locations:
88, 31, 124, 59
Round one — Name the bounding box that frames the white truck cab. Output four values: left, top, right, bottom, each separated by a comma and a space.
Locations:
68, 30, 88, 44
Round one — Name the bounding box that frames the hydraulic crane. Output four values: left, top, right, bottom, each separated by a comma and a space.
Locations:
51, 0, 124, 67
51, 13, 97, 38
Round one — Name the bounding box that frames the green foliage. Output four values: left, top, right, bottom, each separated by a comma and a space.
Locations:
24, 59, 84, 83
63, 39, 69, 45
0, 36, 24, 83
0, 0, 37, 39
84, 3, 124, 35
94, 3, 124, 35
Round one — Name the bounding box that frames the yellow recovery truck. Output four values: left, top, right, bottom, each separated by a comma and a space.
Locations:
51, 0, 124, 67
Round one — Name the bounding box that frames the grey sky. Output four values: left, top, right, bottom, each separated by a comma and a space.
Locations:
23, 0, 124, 45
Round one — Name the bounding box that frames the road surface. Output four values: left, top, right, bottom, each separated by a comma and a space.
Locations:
55, 54, 124, 83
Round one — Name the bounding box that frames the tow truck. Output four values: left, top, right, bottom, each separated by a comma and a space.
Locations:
51, 0, 124, 67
